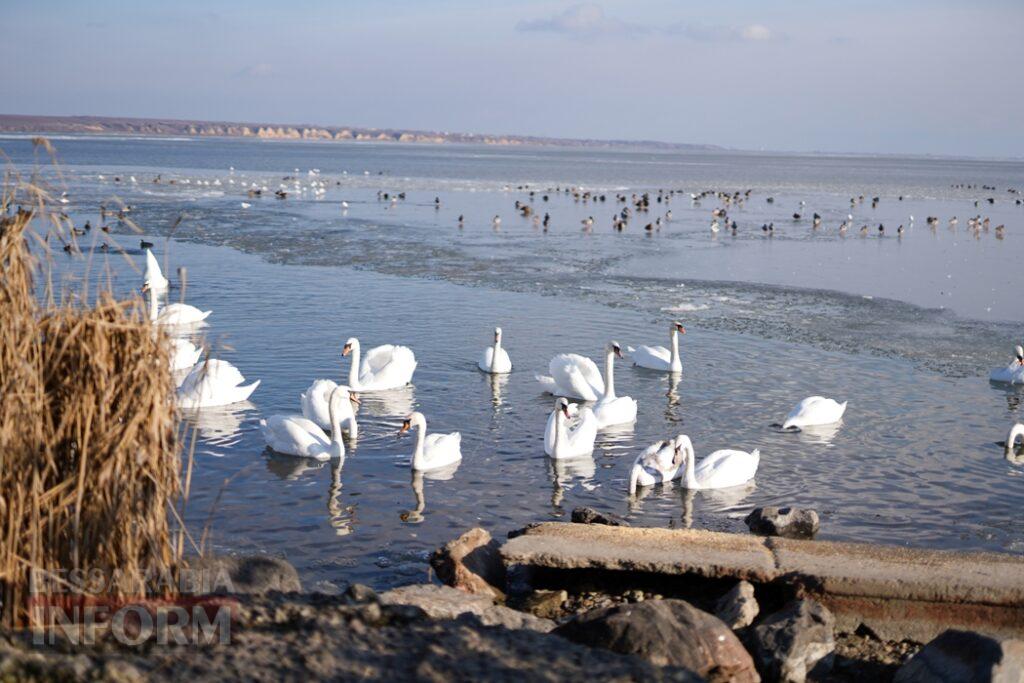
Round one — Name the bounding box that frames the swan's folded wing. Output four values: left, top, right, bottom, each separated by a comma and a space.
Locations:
301, 379, 338, 426
632, 345, 670, 367
550, 354, 604, 400
361, 344, 416, 387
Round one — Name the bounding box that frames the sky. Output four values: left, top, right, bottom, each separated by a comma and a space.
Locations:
3, 0, 1023, 157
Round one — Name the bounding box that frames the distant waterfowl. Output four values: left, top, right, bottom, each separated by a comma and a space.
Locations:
261, 386, 352, 460
780, 396, 847, 430
400, 411, 462, 471
177, 359, 260, 409
144, 283, 211, 326
592, 342, 637, 428
989, 346, 1024, 384
240, 202, 251, 209
143, 248, 168, 291
492, 215, 501, 227
536, 352, 605, 401
546, 397, 598, 459
342, 337, 417, 391
676, 435, 759, 490
628, 321, 685, 372
479, 327, 512, 374
628, 436, 686, 494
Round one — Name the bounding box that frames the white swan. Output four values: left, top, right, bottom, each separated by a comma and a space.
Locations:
400, 411, 462, 471
677, 435, 759, 489
628, 436, 686, 494
176, 359, 260, 409
342, 337, 416, 391
781, 396, 847, 430
260, 386, 353, 460
544, 401, 580, 454
628, 322, 685, 372
168, 338, 202, 371
1007, 423, 1024, 460
592, 342, 637, 428
300, 379, 359, 436
479, 327, 512, 374
144, 283, 211, 326
536, 353, 605, 401
143, 248, 168, 291
989, 346, 1024, 384
546, 397, 598, 459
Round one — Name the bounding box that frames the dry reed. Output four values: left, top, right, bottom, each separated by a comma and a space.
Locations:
0, 178, 183, 627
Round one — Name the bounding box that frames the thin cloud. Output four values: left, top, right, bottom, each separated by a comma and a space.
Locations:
516, 3, 647, 38
667, 22, 776, 42
233, 63, 277, 79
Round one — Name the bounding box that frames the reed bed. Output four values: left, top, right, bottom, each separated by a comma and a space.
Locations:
0, 186, 183, 627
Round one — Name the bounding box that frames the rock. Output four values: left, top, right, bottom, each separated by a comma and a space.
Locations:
506, 522, 542, 539
522, 589, 567, 619
380, 584, 555, 633
894, 630, 1024, 682
751, 599, 835, 683
191, 554, 302, 594
716, 580, 760, 630
430, 527, 506, 600
555, 598, 760, 682
343, 583, 379, 604
745, 507, 820, 539
571, 506, 630, 527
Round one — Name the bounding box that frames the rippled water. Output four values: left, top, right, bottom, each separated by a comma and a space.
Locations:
7, 135, 1024, 592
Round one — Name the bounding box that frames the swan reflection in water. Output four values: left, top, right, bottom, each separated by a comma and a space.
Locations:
795, 421, 843, 446
487, 372, 509, 409
1005, 424, 1024, 465
665, 372, 683, 418
547, 455, 597, 509
628, 478, 756, 529
263, 455, 355, 535
401, 462, 461, 524
358, 386, 416, 419
181, 400, 256, 444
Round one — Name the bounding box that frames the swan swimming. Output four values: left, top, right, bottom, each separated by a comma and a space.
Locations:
536, 352, 605, 401
1006, 423, 1024, 460
546, 397, 598, 459
176, 359, 260, 409
592, 342, 637, 428
342, 337, 417, 391
676, 435, 759, 489
544, 401, 580, 453
144, 283, 211, 326
628, 322, 685, 372
300, 379, 360, 436
989, 346, 1024, 384
628, 436, 687, 494
400, 411, 462, 471
781, 396, 847, 430
479, 327, 512, 374
260, 386, 355, 460
143, 248, 169, 291
168, 337, 202, 371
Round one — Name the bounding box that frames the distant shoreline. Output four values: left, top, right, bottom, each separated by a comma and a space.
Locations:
0, 113, 722, 152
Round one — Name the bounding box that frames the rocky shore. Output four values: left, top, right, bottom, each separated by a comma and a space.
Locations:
5, 510, 1023, 682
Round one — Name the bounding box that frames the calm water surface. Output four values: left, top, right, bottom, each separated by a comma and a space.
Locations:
6, 135, 1024, 592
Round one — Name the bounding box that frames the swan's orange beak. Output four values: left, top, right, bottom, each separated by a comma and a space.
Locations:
342, 344, 352, 356
141, 283, 150, 293
349, 393, 361, 406
561, 406, 570, 419
398, 419, 411, 435
677, 325, 686, 334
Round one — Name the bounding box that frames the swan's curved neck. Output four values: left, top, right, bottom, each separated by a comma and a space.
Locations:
490, 334, 502, 373
347, 345, 360, 388
604, 349, 616, 398
328, 398, 345, 458
670, 329, 680, 368
147, 287, 159, 321
683, 442, 700, 489
553, 409, 567, 456
412, 418, 426, 469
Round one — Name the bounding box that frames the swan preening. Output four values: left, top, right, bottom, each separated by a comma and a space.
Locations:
342, 337, 417, 391
479, 327, 512, 374
143, 248, 168, 291
144, 283, 211, 326
400, 411, 462, 471
990, 346, 1024, 384
301, 379, 360, 436
781, 396, 847, 430
629, 435, 759, 494
546, 397, 598, 459
176, 359, 260, 409
628, 322, 685, 372
261, 386, 356, 460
